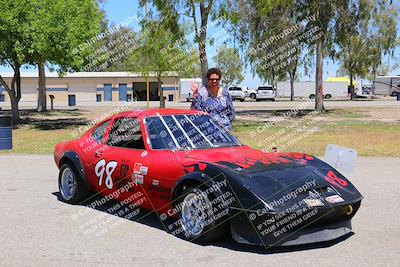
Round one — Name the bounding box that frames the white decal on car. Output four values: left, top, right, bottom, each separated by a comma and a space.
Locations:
95, 159, 117, 189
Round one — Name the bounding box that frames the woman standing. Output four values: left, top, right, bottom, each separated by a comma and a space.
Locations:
191, 68, 235, 131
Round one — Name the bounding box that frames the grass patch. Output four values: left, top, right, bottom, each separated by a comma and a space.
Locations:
18, 109, 83, 117
1, 116, 399, 157
323, 109, 369, 118
0, 125, 76, 154
233, 120, 400, 157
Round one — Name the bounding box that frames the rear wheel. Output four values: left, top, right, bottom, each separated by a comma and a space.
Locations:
250, 93, 256, 100
178, 187, 227, 243
324, 94, 332, 99
309, 94, 315, 99
58, 163, 90, 204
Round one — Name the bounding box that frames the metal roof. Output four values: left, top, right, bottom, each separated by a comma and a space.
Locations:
0, 71, 179, 78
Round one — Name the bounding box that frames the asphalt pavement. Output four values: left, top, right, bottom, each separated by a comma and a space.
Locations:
0, 155, 399, 266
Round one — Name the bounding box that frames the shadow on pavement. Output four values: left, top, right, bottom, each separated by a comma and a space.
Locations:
52, 191, 354, 254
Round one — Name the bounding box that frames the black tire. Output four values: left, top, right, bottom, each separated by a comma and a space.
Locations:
250, 93, 256, 100
58, 163, 90, 204
324, 94, 332, 99
309, 94, 315, 99
177, 186, 228, 243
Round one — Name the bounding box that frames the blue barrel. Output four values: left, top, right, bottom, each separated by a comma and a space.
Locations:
0, 116, 12, 150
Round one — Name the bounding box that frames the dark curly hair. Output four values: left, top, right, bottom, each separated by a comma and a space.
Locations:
206, 68, 222, 79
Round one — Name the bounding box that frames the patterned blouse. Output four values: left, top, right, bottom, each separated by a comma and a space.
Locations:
191, 86, 235, 131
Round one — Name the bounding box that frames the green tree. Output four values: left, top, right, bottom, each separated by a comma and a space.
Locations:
28, 0, 103, 112
231, 0, 394, 110
103, 26, 139, 72
366, 2, 398, 86
228, 1, 301, 98
0, 0, 29, 124
292, 0, 345, 111
213, 45, 244, 88
141, 0, 232, 85
334, 1, 398, 100
124, 19, 194, 108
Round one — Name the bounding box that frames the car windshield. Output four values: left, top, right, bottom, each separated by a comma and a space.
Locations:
145, 114, 241, 150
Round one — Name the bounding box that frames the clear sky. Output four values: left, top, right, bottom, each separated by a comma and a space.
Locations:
1, 0, 398, 88
100, 0, 341, 87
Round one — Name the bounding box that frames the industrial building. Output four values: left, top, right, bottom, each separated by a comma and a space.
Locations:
0, 72, 179, 106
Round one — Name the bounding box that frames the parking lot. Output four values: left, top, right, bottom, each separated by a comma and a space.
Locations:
0, 155, 399, 266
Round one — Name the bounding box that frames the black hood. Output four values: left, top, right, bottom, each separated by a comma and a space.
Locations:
216, 156, 363, 212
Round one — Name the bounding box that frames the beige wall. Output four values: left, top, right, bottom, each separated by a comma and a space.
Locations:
0, 75, 179, 105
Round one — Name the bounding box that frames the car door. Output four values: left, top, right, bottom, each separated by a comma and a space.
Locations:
78, 119, 112, 191
87, 116, 152, 209
142, 115, 198, 212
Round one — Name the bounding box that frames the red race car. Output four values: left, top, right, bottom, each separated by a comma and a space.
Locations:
54, 108, 362, 247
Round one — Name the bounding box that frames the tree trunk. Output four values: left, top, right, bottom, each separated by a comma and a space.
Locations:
372, 67, 376, 95
37, 63, 47, 112
315, 40, 325, 112
290, 78, 294, 101
350, 73, 355, 100
199, 39, 209, 86
199, 1, 209, 86
10, 96, 20, 124
0, 66, 21, 124
289, 72, 295, 101
158, 76, 165, 108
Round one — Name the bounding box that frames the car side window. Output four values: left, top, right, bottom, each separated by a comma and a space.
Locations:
91, 120, 111, 144
107, 117, 145, 149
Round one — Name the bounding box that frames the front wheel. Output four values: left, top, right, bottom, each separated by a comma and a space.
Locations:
250, 93, 256, 100
58, 163, 90, 204
178, 187, 227, 243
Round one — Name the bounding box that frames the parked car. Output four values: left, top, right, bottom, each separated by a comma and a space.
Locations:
54, 109, 362, 246
256, 85, 275, 101
228, 86, 246, 102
